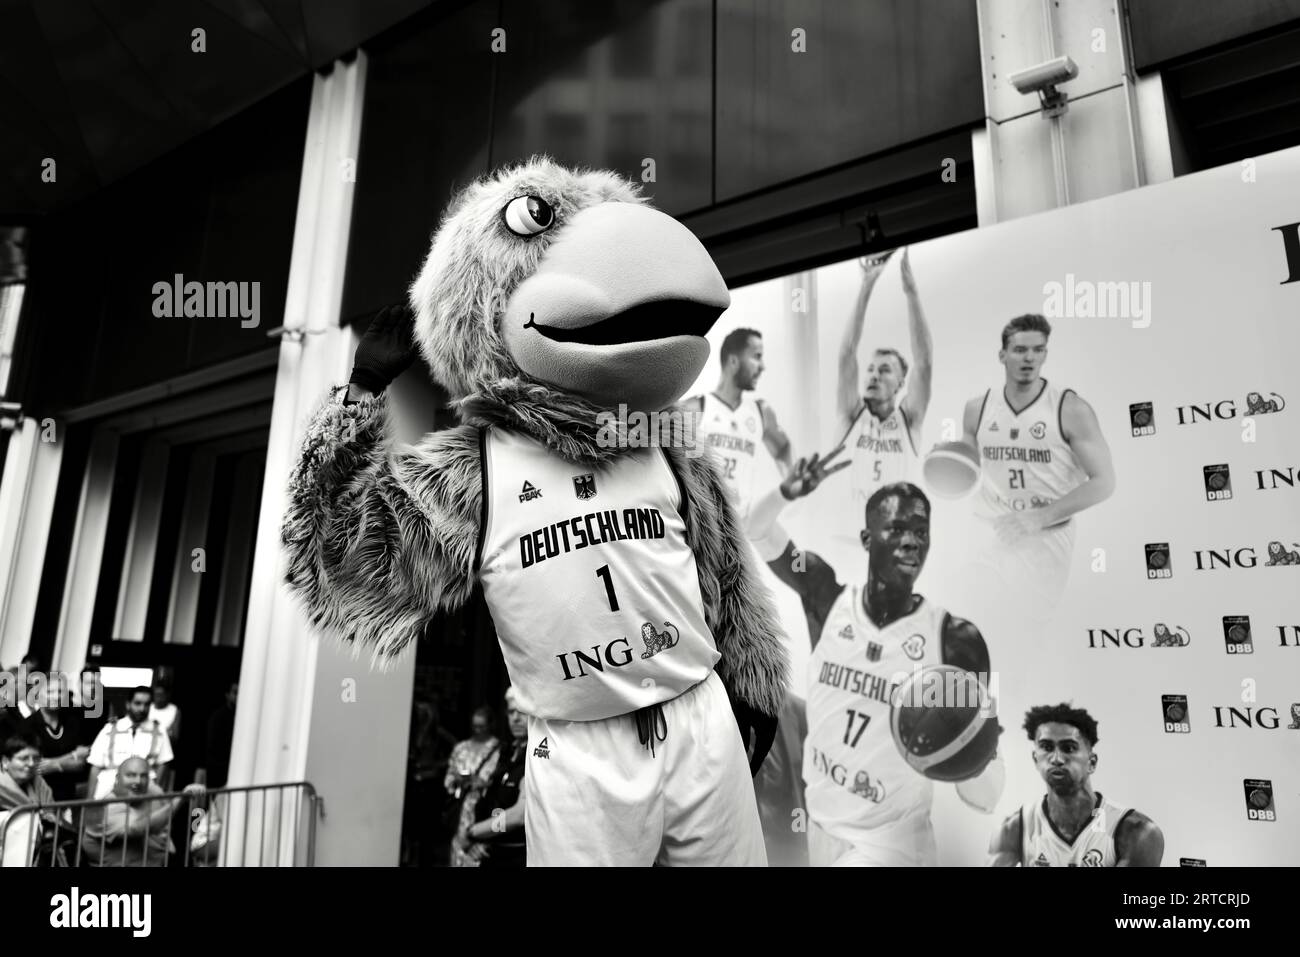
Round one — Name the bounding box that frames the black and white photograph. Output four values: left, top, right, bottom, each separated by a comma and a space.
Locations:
0, 0, 1297, 936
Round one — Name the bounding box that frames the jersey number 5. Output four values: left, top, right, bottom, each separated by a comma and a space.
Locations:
872, 460, 882, 482
842, 709, 871, 747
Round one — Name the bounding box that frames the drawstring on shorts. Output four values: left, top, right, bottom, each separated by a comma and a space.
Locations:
634, 703, 668, 757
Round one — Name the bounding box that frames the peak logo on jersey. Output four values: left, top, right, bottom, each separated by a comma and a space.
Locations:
1176, 392, 1286, 425
850, 770, 886, 803
1087, 625, 1189, 649
1030, 421, 1047, 440
1265, 541, 1300, 565
1203, 464, 1232, 501
1151, 623, 1190, 647
1222, 616, 1252, 654
1162, 694, 1190, 733
902, 634, 926, 661
1009, 426, 1019, 440
988, 421, 999, 432
1077, 849, 1105, 867
866, 641, 882, 662
838, 624, 854, 640
1180, 857, 1208, 867
1145, 543, 1171, 579
1033, 853, 1051, 867
533, 737, 551, 759
1129, 402, 1155, 436
640, 621, 679, 659
572, 473, 597, 500
519, 480, 543, 503
1243, 779, 1275, 821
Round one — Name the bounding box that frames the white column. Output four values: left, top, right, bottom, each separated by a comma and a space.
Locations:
163, 450, 215, 645
974, 0, 1170, 223
0, 418, 64, 667
113, 438, 170, 642
229, 53, 416, 866
52, 427, 119, 674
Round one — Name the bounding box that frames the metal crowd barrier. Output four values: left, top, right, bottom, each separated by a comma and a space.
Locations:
0, 781, 320, 867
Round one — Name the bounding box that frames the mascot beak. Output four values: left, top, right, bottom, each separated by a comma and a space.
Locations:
502, 202, 730, 412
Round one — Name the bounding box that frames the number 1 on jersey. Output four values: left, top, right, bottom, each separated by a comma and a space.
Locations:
842, 709, 871, 747
596, 564, 619, 612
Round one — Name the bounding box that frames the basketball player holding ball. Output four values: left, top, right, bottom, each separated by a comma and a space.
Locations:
989, 703, 1163, 866
775, 461, 1003, 866
959, 314, 1115, 616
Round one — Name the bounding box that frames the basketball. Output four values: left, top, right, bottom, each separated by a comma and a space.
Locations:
922, 442, 980, 499
890, 664, 999, 782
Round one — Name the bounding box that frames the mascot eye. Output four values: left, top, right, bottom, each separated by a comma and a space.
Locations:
503, 195, 555, 237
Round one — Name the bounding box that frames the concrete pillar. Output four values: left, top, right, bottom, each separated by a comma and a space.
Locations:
0, 417, 64, 668
973, 0, 1173, 223
228, 52, 416, 866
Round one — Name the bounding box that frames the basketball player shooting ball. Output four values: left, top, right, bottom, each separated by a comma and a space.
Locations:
955, 314, 1115, 614
837, 248, 934, 503
774, 457, 1004, 866
989, 703, 1163, 866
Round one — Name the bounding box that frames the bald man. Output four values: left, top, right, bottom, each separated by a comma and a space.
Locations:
80, 757, 204, 867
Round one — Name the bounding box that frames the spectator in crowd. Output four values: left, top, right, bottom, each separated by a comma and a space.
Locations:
0, 654, 41, 738
79, 756, 206, 867
87, 686, 173, 799
0, 734, 69, 866
460, 689, 528, 869
149, 682, 181, 746
445, 705, 499, 868
201, 682, 237, 788
22, 673, 92, 801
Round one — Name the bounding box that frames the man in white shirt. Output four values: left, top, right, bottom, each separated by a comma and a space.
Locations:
149, 682, 181, 746
87, 686, 174, 799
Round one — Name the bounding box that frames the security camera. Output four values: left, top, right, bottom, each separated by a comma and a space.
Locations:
1007, 55, 1078, 117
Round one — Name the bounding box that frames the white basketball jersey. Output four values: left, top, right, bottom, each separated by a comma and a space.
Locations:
695, 392, 764, 519
975, 380, 1085, 522
843, 403, 921, 509
477, 428, 720, 722
804, 587, 946, 838
1020, 794, 1132, 867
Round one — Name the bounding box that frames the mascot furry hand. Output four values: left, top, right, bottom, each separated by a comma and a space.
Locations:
283, 158, 787, 866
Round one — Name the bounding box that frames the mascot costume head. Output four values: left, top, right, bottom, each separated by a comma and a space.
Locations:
283, 157, 788, 867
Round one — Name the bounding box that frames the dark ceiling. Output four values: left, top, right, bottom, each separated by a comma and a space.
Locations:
0, 0, 435, 217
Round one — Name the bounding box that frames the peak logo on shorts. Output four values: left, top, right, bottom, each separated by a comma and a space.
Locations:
1176, 392, 1286, 425
1145, 543, 1171, 579
1129, 402, 1155, 436
1243, 779, 1275, 821
1161, 694, 1190, 733
1087, 624, 1189, 649
1203, 464, 1232, 501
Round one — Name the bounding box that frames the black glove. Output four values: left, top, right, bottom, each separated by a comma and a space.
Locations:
348, 304, 417, 395
728, 687, 779, 777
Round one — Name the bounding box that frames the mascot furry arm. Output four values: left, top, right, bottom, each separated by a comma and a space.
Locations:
282, 158, 787, 757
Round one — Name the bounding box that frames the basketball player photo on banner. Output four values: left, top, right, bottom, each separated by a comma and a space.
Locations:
692, 144, 1300, 867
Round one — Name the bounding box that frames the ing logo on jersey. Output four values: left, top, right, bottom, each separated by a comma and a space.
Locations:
1151, 623, 1190, 647
640, 621, 680, 659
850, 770, 886, 803
902, 634, 925, 661
1264, 541, 1300, 565
573, 473, 597, 500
